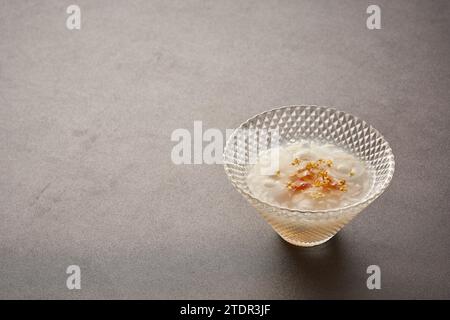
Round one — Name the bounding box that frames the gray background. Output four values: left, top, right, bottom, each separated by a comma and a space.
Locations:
1, 0, 449, 299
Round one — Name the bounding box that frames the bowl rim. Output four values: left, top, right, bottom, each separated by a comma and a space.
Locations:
223, 105, 395, 216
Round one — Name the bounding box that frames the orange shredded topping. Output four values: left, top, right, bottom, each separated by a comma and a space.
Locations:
285, 158, 347, 196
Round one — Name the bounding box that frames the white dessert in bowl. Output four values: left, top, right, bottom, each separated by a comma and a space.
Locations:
247, 141, 372, 211
223, 105, 395, 247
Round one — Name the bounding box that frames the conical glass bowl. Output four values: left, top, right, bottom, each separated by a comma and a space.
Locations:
223, 105, 395, 247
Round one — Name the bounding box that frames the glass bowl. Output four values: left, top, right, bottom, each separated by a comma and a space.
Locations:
223, 105, 395, 247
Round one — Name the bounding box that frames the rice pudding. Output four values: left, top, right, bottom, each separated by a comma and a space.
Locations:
246, 141, 372, 211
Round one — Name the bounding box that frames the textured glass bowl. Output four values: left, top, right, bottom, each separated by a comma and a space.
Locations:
223, 105, 395, 247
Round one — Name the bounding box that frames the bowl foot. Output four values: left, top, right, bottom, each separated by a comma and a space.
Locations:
279, 233, 335, 247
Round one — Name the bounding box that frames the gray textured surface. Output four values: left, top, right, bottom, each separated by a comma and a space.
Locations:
1, 0, 449, 299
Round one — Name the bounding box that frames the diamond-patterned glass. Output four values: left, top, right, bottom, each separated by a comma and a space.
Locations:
224, 105, 395, 247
